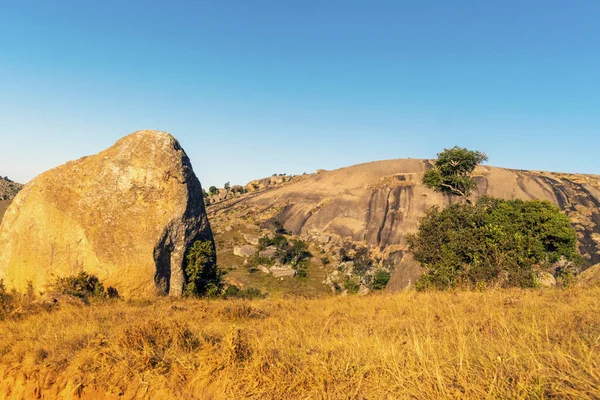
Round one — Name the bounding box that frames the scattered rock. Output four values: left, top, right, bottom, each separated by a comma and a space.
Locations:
338, 261, 355, 275
323, 270, 342, 290
270, 264, 296, 278
244, 175, 293, 192
313, 234, 331, 244
258, 265, 271, 274
243, 233, 261, 246
259, 246, 277, 259
234, 245, 257, 258
577, 263, 600, 287
358, 285, 370, 296
536, 272, 556, 288
385, 253, 425, 292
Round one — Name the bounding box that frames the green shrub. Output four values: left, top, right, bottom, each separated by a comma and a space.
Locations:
344, 277, 360, 294
273, 221, 288, 235
224, 285, 266, 299
276, 239, 312, 267
352, 247, 373, 276
408, 197, 580, 290
372, 270, 391, 290
245, 255, 275, 273
256, 234, 312, 271
295, 267, 308, 278
258, 233, 288, 250
48, 272, 119, 302
184, 240, 224, 297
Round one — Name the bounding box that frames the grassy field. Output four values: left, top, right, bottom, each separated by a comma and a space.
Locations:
1, 288, 599, 399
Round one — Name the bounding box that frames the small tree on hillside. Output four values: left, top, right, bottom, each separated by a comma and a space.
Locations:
208, 186, 219, 196
423, 146, 488, 203
224, 182, 231, 191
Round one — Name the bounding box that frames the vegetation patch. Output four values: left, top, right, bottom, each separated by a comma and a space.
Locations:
246, 232, 313, 277
423, 145, 488, 203
222, 303, 269, 320
223, 285, 266, 300
0, 280, 43, 320
119, 319, 201, 373
48, 272, 119, 302
413, 146, 582, 291
184, 240, 224, 297
334, 244, 394, 292
409, 196, 580, 290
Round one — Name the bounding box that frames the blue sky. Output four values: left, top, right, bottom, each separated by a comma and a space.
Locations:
1, 0, 599, 187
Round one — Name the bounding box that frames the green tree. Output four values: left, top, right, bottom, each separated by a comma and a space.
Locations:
183, 240, 223, 297
352, 247, 373, 276
276, 239, 312, 267
224, 182, 231, 191
423, 146, 488, 203
371, 270, 391, 290
208, 186, 219, 196
408, 197, 580, 290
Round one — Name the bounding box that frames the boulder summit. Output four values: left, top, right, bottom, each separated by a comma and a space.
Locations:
0, 130, 214, 298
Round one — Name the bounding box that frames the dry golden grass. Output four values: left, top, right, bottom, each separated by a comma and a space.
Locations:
1, 288, 600, 399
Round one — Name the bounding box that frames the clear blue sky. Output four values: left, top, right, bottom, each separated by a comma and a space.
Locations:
1, 0, 599, 187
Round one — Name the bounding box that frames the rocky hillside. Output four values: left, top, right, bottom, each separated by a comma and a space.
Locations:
0, 176, 23, 220
0, 176, 22, 201
208, 159, 600, 291
204, 173, 305, 205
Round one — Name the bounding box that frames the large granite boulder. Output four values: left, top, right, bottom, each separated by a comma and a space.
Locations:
0, 130, 213, 298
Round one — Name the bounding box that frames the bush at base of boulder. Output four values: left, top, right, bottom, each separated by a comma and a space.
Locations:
47, 272, 119, 302
183, 240, 223, 298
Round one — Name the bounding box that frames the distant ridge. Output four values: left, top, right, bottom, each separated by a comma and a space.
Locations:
0, 176, 23, 221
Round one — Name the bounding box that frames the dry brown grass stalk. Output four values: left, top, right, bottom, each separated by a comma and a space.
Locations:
0, 289, 599, 399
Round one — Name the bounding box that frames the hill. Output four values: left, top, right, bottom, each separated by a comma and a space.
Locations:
207, 159, 600, 292
0, 176, 23, 221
